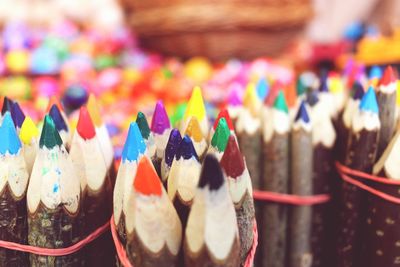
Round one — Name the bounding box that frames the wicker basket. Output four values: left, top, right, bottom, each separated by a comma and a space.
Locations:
121, 0, 312, 60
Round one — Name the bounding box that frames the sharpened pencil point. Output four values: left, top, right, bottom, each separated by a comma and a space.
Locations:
352, 81, 364, 100
369, 65, 382, 80
360, 86, 379, 114
11, 101, 25, 128
256, 78, 269, 100
220, 136, 244, 178
0, 112, 21, 155
49, 104, 68, 132
184, 86, 206, 121
2, 97, 13, 115
122, 122, 146, 162
134, 156, 162, 196
319, 75, 329, 92
379, 66, 396, 86
19, 116, 39, 145
185, 116, 203, 142
273, 91, 289, 113
176, 135, 198, 161
165, 129, 182, 167
306, 90, 319, 107
39, 115, 63, 149
211, 118, 230, 152
199, 154, 224, 191
295, 101, 310, 123
77, 106, 96, 140
136, 111, 150, 140
151, 101, 170, 135
213, 109, 234, 131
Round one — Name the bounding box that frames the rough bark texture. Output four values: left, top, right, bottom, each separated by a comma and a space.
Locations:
184, 236, 240, 267
337, 129, 379, 267
173, 193, 191, 229
117, 214, 127, 246
376, 91, 396, 160
28, 203, 83, 267
334, 115, 350, 164
290, 129, 313, 267
361, 179, 400, 267
311, 144, 335, 267
0, 185, 29, 266
126, 229, 178, 267
261, 133, 289, 267
235, 191, 255, 267
109, 162, 117, 191
83, 175, 115, 267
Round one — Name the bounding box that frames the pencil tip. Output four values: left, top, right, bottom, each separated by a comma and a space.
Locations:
176, 135, 198, 161
164, 129, 182, 167
151, 101, 170, 134
211, 118, 230, 152
39, 115, 63, 149
0, 112, 21, 155
220, 136, 244, 178
184, 86, 206, 121
199, 154, 224, 191
306, 90, 319, 107
213, 109, 234, 131
319, 75, 329, 92
243, 83, 257, 109
352, 81, 364, 100
87, 93, 103, 127
136, 111, 150, 140
379, 66, 396, 86
360, 86, 379, 114
273, 90, 289, 113
122, 122, 146, 162
77, 106, 96, 140
11, 101, 25, 128
295, 101, 310, 123
184, 116, 204, 142
256, 78, 269, 100
49, 104, 68, 132
2, 97, 13, 115
134, 156, 162, 196
19, 116, 39, 145
369, 65, 382, 80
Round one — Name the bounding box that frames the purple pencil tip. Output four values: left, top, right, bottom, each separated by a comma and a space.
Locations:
151, 100, 171, 134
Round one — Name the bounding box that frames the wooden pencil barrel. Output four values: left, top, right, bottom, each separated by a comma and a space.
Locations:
121, 1, 313, 60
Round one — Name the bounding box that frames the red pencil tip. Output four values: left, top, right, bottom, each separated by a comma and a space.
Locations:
220, 136, 245, 178
134, 157, 162, 196
379, 66, 396, 86
77, 106, 96, 140
213, 109, 234, 130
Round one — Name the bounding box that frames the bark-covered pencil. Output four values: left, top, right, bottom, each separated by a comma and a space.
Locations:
289, 100, 313, 267
184, 116, 207, 160
113, 122, 146, 245
184, 154, 240, 267
150, 100, 171, 177
221, 135, 255, 267
337, 86, 380, 267
19, 116, 39, 174
0, 113, 29, 266
261, 90, 290, 267
125, 156, 182, 267
376, 66, 397, 160
167, 135, 201, 227
27, 115, 82, 266
161, 129, 182, 185
69, 107, 115, 266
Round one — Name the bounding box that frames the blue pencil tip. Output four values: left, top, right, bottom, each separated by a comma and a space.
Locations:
1, 97, 13, 115
306, 90, 319, 107
122, 122, 146, 162
11, 102, 25, 128
49, 104, 68, 132
256, 78, 269, 100
352, 81, 365, 100
176, 135, 198, 161
164, 129, 182, 167
295, 101, 310, 123
0, 112, 21, 155
369, 65, 382, 79
319, 76, 329, 92
360, 86, 379, 114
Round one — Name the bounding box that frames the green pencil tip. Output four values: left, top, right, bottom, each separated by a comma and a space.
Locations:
39, 115, 63, 149
273, 91, 289, 113
296, 78, 307, 96
211, 118, 230, 152
136, 111, 150, 140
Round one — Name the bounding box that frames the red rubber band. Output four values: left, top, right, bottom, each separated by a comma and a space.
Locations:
253, 190, 331, 205
111, 215, 258, 267
0, 220, 110, 256
336, 161, 400, 204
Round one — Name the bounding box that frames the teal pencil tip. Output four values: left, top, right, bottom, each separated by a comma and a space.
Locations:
39, 115, 63, 149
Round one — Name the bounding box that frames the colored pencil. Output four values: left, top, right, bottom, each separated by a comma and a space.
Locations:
161, 128, 182, 185
181, 86, 209, 137
208, 108, 235, 142
221, 135, 255, 266
308, 92, 337, 267
167, 135, 201, 227
261, 90, 290, 267
125, 156, 182, 267
48, 103, 71, 149
113, 122, 146, 245
184, 116, 207, 160
0, 112, 29, 266
19, 116, 39, 174
27, 115, 82, 266
376, 66, 397, 160
10, 101, 25, 133
289, 100, 313, 267
150, 100, 171, 177
207, 117, 230, 160
1, 96, 13, 119
69, 106, 115, 266
337, 86, 380, 267
136, 111, 156, 158
87, 93, 116, 186
184, 154, 240, 267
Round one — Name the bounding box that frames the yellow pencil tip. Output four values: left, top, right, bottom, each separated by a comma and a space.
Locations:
243, 83, 257, 109
87, 94, 103, 127
19, 116, 39, 145
184, 86, 206, 121
185, 116, 204, 142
